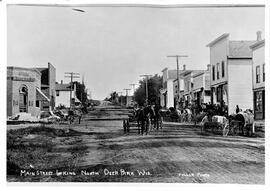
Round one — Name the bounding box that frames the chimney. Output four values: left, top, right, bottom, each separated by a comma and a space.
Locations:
207, 64, 211, 71
257, 31, 262, 41
61, 80, 63, 84
183, 64, 186, 71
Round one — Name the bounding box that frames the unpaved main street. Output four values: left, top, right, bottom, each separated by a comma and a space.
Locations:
7, 108, 265, 183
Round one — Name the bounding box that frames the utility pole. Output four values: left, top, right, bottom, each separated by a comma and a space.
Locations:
123, 89, 131, 107
140, 75, 152, 105
65, 72, 80, 109
167, 55, 188, 108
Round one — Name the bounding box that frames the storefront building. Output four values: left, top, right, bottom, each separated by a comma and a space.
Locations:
250, 36, 265, 120
7, 67, 45, 117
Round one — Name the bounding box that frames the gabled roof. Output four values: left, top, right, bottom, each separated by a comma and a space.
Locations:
206, 33, 229, 47
193, 70, 210, 78
228, 41, 255, 58
250, 39, 265, 50
56, 83, 72, 91
181, 70, 205, 77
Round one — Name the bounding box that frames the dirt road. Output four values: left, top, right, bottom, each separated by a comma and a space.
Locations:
7, 109, 265, 183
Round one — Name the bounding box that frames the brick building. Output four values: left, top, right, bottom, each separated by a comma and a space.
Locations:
7, 67, 47, 117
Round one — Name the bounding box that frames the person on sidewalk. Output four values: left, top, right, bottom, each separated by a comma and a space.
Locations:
236, 105, 240, 114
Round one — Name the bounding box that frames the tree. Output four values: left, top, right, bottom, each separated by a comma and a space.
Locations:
134, 74, 162, 106
104, 91, 120, 104
73, 81, 88, 105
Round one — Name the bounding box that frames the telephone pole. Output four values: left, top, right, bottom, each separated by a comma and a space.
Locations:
123, 89, 131, 107
140, 75, 152, 105
167, 55, 188, 108
64, 72, 80, 109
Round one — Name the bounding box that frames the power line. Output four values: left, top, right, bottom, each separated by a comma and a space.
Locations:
140, 75, 152, 105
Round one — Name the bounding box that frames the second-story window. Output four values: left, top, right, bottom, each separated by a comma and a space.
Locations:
221, 61, 225, 77
217, 63, 220, 80
263, 64, 265, 82
212, 66, 215, 81
256, 65, 260, 83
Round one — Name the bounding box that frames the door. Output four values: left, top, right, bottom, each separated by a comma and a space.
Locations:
19, 86, 28, 112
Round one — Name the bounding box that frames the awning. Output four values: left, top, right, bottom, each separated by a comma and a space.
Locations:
36, 88, 50, 102
193, 88, 202, 93
211, 81, 227, 88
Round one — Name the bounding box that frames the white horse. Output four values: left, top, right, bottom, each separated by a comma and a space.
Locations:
234, 110, 255, 135
200, 115, 229, 136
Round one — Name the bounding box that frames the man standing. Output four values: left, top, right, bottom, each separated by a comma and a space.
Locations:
137, 106, 145, 135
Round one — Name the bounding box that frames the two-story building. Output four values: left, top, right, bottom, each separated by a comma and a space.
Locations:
173, 65, 188, 109
181, 69, 205, 108
250, 34, 265, 120
160, 68, 177, 108
55, 81, 81, 108
35, 62, 56, 111
192, 65, 211, 106
207, 33, 256, 114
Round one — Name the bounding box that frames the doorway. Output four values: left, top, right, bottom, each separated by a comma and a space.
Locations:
19, 86, 28, 112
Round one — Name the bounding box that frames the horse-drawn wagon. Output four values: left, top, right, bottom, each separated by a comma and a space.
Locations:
200, 110, 254, 137
53, 108, 83, 124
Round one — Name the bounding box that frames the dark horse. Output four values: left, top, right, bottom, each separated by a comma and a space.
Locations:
136, 105, 155, 135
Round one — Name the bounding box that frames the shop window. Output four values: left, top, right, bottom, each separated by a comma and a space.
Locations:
255, 91, 263, 113
256, 65, 260, 83
217, 86, 223, 103
263, 64, 265, 82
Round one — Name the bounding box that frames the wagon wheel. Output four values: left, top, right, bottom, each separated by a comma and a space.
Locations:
222, 124, 229, 137
68, 115, 74, 124
230, 123, 237, 136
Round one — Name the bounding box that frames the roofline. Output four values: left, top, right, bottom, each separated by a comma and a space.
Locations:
193, 70, 209, 78
206, 33, 230, 47
7, 66, 41, 75
161, 67, 168, 72
250, 39, 265, 50
227, 56, 252, 59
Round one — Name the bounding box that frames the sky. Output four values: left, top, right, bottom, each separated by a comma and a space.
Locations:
7, 4, 265, 100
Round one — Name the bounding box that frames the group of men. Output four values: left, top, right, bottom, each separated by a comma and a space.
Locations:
134, 104, 162, 135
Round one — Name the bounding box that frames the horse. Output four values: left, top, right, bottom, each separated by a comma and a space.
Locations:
185, 108, 193, 122
200, 114, 229, 136
67, 109, 83, 124
143, 106, 154, 134
178, 108, 193, 123
229, 110, 254, 136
